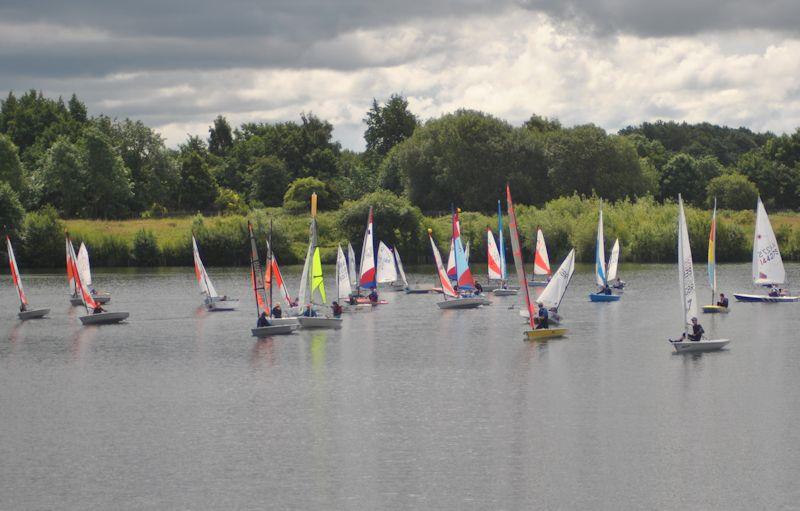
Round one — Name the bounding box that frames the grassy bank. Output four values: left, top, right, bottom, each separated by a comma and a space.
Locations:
12, 196, 800, 269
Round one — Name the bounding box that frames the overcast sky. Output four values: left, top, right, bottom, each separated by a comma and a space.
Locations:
2, 0, 799, 149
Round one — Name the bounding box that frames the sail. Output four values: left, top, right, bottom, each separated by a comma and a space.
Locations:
376, 241, 398, 283
507, 185, 536, 329
533, 229, 551, 276
497, 200, 507, 280
347, 242, 358, 289
394, 249, 409, 287
595, 209, 607, 287
77, 243, 93, 288
68, 239, 97, 312
251, 266, 267, 313
446, 238, 456, 279
66, 237, 76, 295
708, 200, 717, 295
192, 236, 218, 298
538, 249, 576, 310
311, 247, 326, 303
359, 206, 376, 289
266, 258, 292, 305
6, 236, 27, 307
298, 241, 312, 305
336, 245, 352, 299
486, 228, 503, 280
428, 232, 457, 298
465, 241, 470, 265
678, 195, 698, 331
452, 210, 474, 289
752, 197, 785, 285
248, 222, 268, 314
607, 239, 620, 282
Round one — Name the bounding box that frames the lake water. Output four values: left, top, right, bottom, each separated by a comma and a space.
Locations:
2, 263, 800, 510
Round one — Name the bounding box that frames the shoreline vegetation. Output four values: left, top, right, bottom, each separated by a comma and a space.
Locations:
10, 194, 800, 269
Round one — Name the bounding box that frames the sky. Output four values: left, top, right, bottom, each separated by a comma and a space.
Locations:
2, 0, 799, 150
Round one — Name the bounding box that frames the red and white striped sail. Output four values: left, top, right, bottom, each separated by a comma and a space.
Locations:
359, 206, 376, 289
487, 228, 503, 280
265, 256, 292, 305
68, 238, 97, 312
533, 228, 551, 276
507, 185, 536, 329
6, 236, 27, 307
429, 232, 457, 298
66, 237, 76, 295
446, 238, 456, 279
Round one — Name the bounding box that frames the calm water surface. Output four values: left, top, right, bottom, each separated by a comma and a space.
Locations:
2, 263, 800, 510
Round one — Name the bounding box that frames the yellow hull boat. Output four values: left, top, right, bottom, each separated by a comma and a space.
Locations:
524, 328, 568, 341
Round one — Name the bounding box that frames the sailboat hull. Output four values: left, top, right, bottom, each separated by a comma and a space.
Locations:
524, 328, 568, 340
251, 324, 299, 337
589, 293, 620, 302
18, 308, 49, 320
733, 293, 800, 303
528, 280, 549, 287
492, 288, 518, 296
71, 294, 110, 306
405, 288, 433, 294
269, 317, 301, 327
670, 338, 730, 353
701, 305, 729, 313
436, 297, 485, 309
205, 298, 239, 311
79, 311, 129, 325
297, 317, 343, 329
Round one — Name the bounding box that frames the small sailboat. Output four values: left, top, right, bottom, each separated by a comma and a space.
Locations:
589, 207, 620, 302
351, 207, 387, 304
67, 241, 110, 305
507, 185, 566, 340
734, 197, 799, 302
607, 239, 625, 289
520, 249, 576, 325
6, 235, 49, 320
249, 222, 298, 337
192, 235, 238, 311
392, 247, 410, 291
376, 241, 399, 290
488, 227, 516, 297
529, 228, 551, 287
702, 200, 728, 313
297, 193, 343, 329
66, 234, 129, 325
670, 195, 729, 353
263, 225, 300, 327
347, 242, 359, 290
428, 229, 484, 309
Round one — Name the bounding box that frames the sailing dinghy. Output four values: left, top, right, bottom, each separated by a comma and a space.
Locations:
734, 197, 800, 302
589, 208, 620, 302
350, 207, 388, 304
66, 241, 110, 305
607, 238, 625, 289
702, 200, 728, 313
192, 235, 238, 311
520, 249, 576, 326
507, 185, 566, 340
488, 227, 517, 297
66, 235, 129, 325
529, 228, 551, 287
670, 195, 729, 353
376, 241, 401, 291
428, 229, 484, 309
7, 236, 49, 319
392, 247, 410, 291
263, 225, 300, 327
249, 222, 298, 337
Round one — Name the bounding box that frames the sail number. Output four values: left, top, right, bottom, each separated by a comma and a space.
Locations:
758, 243, 780, 265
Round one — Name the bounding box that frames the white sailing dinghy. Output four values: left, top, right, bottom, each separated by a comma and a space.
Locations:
520, 249, 576, 325
6, 236, 49, 320
428, 229, 483, 309
376, 241, 399, 291
507, 185, 566, 340
347, 242, 359, 291
589, 207, 620, 302
67, 236, 129, 325
297, 193, 343, 329
734, 197, 799, 302
192, 235, 238, 311
65, 240, 109, 306
670, 195, 729, 353
607, 238, 624, 289
249, 222, 298, 337
75, 243, 111, 304
392, 248, 410, 291
529, 228, 551, 287
702, 200, 728, 313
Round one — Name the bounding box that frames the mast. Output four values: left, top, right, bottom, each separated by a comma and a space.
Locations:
451, 205, 458, 293
268, 220, 274, 315
248, 221, 266, 317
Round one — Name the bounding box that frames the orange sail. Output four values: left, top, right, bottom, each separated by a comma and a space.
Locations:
6, 236, 27, 306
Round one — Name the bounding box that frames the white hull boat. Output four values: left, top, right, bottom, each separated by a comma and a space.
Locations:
436, 297, 485, 309
492, 288, 518, 296
269, 317, 301, 327
251, 324, 299, 337
206, 298, 239, 311
670, 338, 730, 353
298, 316, 343, 329
19, 308, 50, 320
79, 311, 129, 325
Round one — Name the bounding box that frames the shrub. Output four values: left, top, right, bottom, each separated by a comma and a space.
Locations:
20, 205, 64, 268
706, 173, 759, 210
132, 229, 161, 266
283, 177, 340, 213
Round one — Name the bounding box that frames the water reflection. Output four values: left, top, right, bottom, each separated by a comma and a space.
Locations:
71, 325, 97, 361
250, 338, 276, 370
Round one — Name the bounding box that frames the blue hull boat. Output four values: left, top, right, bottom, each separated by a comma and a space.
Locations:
733, 293, 800, 303
589, 293, 620, 302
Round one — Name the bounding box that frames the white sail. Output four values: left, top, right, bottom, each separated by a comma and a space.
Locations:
446, 238, 455, 278
538, 249, 576, 310
678, 195, 698, 330
359, 207, 376, 289
533, 229, 551, 276
607, 238, 620, 282
464, 241, 470, 265
347, 242, 358, 289
595, 209, 607, 287
66, 238, 76, 295
336, 245, 352, 299
752, 197, 785, 285
298, 241, 312, 305
77, 243, 93, 288
394, 249, 409, 287
192, 236, 218, 298
429, 233, 457, 298
486, 228, 503, 280
376, 241, 398, 283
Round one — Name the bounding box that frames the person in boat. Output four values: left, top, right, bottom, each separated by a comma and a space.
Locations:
331, 301, 343, 318
598, 284, 612, 295
92, 304, 106, 314
611, 277, 625, 289
302, 304, 317, 317
290, 297, 299, 307
474, 282, 483, 295
257, 311, 270, 327
536, 302, 549, 329
271, 304, 282, 318
348, 294, 358, 305
686, 317, 704, 341
769, 285, 780, 297
368, 289, 379, 304
716, 293, 729, 308
19, 303, 27, 312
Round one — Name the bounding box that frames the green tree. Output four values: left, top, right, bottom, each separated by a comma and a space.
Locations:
38, 137, 85, 216
132, 229, 161, 265
283, 177, 340, 213
524, 114, 561, 133
208, 115, 233, 157
364, 94, 418, 166
0, 133, 23, 190
736, 150, 800, 210
178, 151, 218, 211
20, 205, 64, 267
80, 127, 133, 218
706, 173, 758, 210
0, 181, 24, 236
67, 94, 88, 123
658, 153, 713, 205
248, 155, 289, 206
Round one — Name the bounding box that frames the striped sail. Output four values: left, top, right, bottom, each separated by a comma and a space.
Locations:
68, 237, 97, 313
192, 236, 218, 298
65, 237, 76, 295
533, 229, 551, 276
487, 228, 503, 280
507, 184, 536, 329
6, 236, 27, 307
429, 232, 457, 298
708, 199, 717, 297
359, 206, 376, 289
497, 200, 507, 280
452, 210, 474, 289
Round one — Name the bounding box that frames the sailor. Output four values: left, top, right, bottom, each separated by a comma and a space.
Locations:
257, 311, 270, 327
271, 304, 282, 318
769, 285, 780, 297
19, 303, 27, 312
368, 289, 379, 304
474, 282, 483, 295
92, 304, 105, 314
331, 301, 343, 318
536, 302, 549, 329
716, 293, 729, 308
600, 284, 612, 295
302, 304, 317, 317
687, 317, 704, 341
